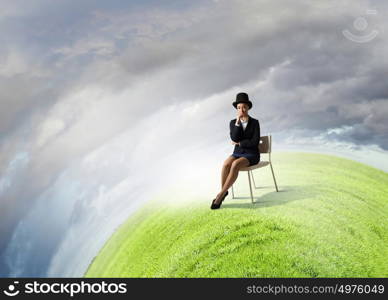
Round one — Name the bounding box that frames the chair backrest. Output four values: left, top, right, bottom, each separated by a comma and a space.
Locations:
258, 136, 271, 153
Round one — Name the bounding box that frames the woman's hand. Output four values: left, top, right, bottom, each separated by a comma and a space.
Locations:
236, 111, 243, 124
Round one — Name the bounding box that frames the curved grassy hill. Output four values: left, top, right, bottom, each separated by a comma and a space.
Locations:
85, 152, 388, 277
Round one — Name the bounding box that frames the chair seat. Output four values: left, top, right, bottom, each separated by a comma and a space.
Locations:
240, 161, 270, 171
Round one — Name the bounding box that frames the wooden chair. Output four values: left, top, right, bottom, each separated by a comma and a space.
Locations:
231, 135, 279, 203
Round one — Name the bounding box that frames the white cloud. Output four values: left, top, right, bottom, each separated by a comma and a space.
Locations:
0, 48, 50, 78
0, 152, 29, 196
36, 118, 66, 148
327, 125, 354, 135
0, 51, 28, 77
52, 38, 116, 60
276, 129, 388, 172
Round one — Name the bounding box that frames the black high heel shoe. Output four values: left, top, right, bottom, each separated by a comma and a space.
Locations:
210, 199, 220, 209
210, 191, 229, 210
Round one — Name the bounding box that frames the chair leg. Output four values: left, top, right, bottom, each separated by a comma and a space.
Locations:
247, 171, 254, 203
251, 170, 258, 189
231, 184, 235, 199
269, 162, 279, 192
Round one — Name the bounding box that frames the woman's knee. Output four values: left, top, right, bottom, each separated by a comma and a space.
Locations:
223, 156, 235, 168
231, 158, 249, 171
230, 161, 241, 172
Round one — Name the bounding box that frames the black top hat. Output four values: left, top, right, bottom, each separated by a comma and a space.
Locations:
232, 92, 252, 109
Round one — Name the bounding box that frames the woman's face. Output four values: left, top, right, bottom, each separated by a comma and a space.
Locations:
237, 103, 249, 116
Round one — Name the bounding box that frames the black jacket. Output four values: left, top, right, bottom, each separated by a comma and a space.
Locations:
230, 117, 260, 156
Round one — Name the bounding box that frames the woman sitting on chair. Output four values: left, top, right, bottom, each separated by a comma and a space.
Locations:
211, 92, 261, 209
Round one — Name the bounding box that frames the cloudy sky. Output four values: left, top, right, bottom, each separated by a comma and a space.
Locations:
1, 0, 387, 277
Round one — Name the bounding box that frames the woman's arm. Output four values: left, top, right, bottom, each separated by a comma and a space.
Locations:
230, 119, 242, 142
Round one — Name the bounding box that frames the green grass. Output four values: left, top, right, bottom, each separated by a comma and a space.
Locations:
84, 152, 388, 277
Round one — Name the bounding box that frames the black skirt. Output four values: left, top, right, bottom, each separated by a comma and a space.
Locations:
231, 152, 260, 166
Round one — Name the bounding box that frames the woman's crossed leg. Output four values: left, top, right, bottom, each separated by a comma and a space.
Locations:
214, 156, 250, 205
